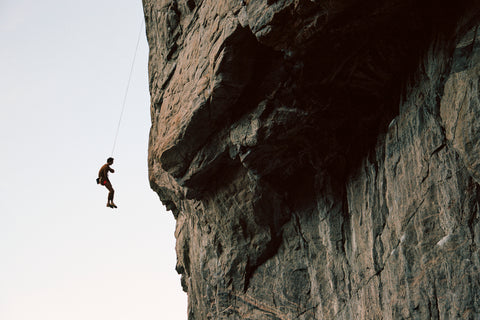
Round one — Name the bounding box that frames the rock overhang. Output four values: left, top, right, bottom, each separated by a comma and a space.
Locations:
146, 0, 479, 200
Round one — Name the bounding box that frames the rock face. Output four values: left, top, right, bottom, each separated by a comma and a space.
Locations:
143, 0, 480, 318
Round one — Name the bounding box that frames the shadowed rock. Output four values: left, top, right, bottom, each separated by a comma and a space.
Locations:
144, 0, 480, 318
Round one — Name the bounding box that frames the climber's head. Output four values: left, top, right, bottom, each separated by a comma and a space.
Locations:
107, 157, 114, 165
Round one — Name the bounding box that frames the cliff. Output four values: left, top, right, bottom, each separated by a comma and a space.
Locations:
143, 0, 480, 319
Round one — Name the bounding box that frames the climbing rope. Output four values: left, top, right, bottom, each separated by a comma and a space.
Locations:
110, 18, 145, 157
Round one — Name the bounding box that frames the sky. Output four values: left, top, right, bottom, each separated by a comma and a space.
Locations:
0, 1, 187, 319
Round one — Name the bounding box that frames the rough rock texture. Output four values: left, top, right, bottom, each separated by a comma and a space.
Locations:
143, 0, 480, 319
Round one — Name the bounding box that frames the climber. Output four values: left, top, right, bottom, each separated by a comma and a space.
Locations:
97, 157, 117, 208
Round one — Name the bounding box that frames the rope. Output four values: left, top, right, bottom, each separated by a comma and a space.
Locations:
111, 18, 145, 157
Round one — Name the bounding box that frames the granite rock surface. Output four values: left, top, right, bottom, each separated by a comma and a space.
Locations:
143, 0, 480, 318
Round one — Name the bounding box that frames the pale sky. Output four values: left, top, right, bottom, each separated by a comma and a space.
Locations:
0, 1, 187, 319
